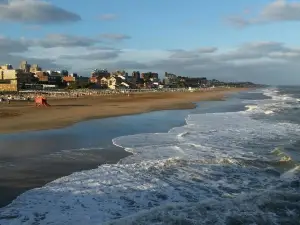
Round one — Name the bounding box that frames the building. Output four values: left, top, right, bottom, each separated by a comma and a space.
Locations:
19, 61, 31, 73
100, 77, 108, 88
0, 64, 13, 70
178, 77, 207, 87
35, 71, 48, 82
141, 72, 159, 81
163, 72, 178, 86
90, 69, 110, 86
30, 64, 42, 73
107, 76, 117, 89
0, 64, 35, 91
63, 76, 76, 83
132, 71, 141, 80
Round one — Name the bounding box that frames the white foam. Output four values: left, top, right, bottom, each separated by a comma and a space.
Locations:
280, 166, 300, 181
245, 104, 258, 111
1, 88, 300, 225
243, 88, 300, 115
264, 110, 274, 115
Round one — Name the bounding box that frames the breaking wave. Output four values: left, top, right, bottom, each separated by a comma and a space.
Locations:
0, 87, 300, 225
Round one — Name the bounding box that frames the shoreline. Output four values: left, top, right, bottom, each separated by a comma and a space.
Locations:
0, 88, 249, 134
0, 87, 248, 209
0, 147, 131, 209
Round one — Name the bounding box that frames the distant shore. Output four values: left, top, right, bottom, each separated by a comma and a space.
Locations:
0, 87, 249, 134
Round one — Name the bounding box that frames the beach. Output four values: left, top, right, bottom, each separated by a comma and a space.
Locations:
0, 87, 248, 208
0, 87, 248, 134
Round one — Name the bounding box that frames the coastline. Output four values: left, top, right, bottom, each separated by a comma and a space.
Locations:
0, 87, 249, 134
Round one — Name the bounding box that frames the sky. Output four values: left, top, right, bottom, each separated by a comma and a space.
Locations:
0, 0, 300, 84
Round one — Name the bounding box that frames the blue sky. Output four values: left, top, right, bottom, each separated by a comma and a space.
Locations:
5, 0, 299, 48
0, 0, 300, 84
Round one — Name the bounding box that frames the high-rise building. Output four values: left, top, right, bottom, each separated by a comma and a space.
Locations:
132, 71, 140, 80
19, 60, 30, 73
30, 64, 42, 73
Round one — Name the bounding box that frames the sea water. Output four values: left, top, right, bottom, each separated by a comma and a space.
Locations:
0, 87, 299, 225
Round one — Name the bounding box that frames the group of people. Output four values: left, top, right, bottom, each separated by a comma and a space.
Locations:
0, 95, 13, 104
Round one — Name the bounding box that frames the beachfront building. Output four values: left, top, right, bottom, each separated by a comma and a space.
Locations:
62, 73, 89, 88
163, 72, 178, 87
107, 76, 117, 89
100, 77, 108, 88
19, 61, 30, 73
140, 72, 159, 88
30, 64, 42, 73
0, 64, 36, 91
63, 75, 76, 83
90, 69, 110, 88
132, 71, 141, 80
45, 70, 63, 85
178, 76, 208, 87
34, 71, 48, 82
106, 75, 131, 89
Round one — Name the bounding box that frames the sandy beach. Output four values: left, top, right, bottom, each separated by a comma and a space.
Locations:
0, 88, 248, 134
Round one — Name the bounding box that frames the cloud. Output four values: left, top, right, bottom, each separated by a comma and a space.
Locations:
0, 0, 81, 24
168, 48, 217, 59
228, 0, 300, 27
2, 35, 300, 84
0, 36, 29, 53
100, 33, 131, 41
0, 36, 61, 70
98, 14, 117, 21
196, 47, 218, 53
61, 49, 121, 60
31, 34, 102, 48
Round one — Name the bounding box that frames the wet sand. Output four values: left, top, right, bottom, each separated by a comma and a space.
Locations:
0, 147, 130, 208
0, 88, 248, 134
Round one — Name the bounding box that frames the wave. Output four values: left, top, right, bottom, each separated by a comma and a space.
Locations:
245, 104, 258, 111
242, 88, 300, 116
105, 188, 300, 225
1, 87, 300, 225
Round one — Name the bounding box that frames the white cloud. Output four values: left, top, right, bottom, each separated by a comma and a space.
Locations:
228, 0, 300, 27
0, 0, 80, 24
100, 33, 131, 41
1, 35, 300, 84
31, 34, 102, 48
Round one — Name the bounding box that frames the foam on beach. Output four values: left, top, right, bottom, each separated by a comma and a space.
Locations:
1, 87, 300, 225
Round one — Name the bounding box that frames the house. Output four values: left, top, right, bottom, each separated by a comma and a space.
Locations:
90, 76, 98, 84
100, 77, 108, 88
107, 76, 117, 89
63, 76, 76, 83
63, 76, 76, 86
107, 76, 131, 89
90, 69, 111, 88
35, 71, 49, 83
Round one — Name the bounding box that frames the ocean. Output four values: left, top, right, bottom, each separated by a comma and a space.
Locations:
0, 86, 299, 225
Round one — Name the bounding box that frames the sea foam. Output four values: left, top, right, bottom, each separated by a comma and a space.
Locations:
0, 88, 300, 225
